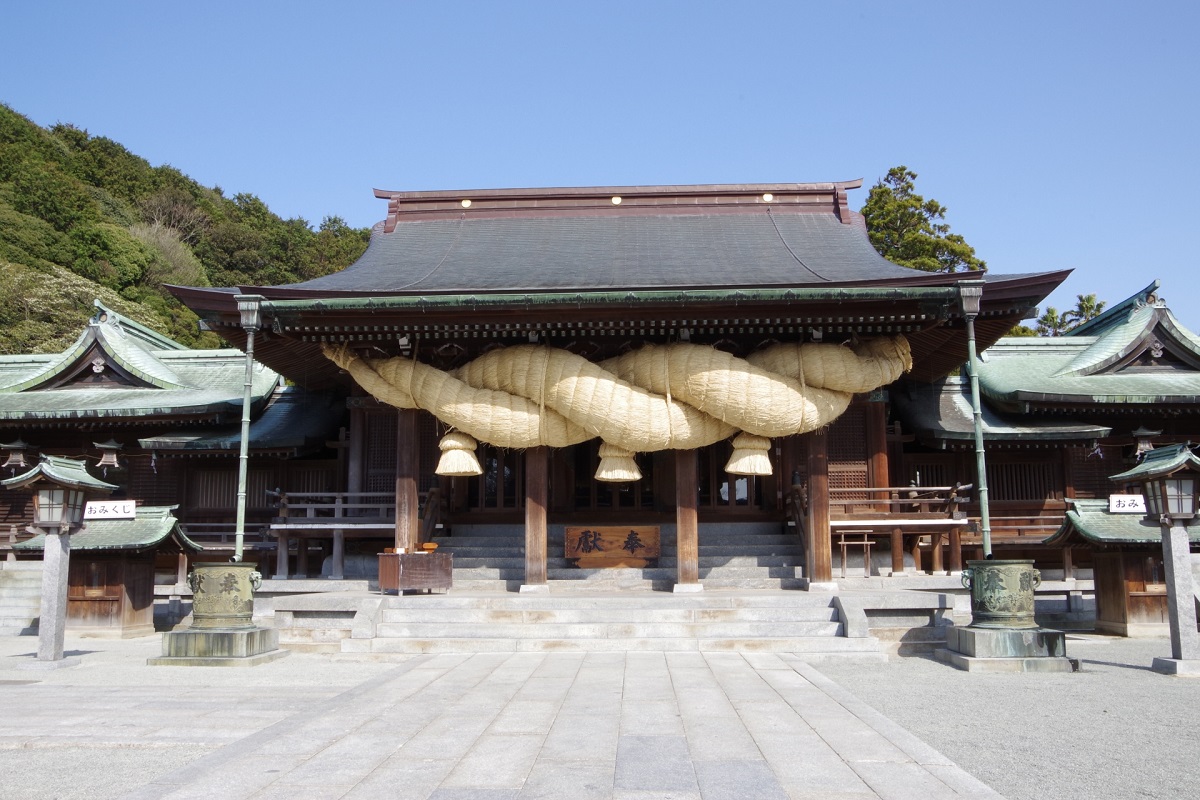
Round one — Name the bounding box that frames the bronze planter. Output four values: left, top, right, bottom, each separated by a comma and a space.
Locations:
188, 562, 262, 629
961, 559, 1041, 629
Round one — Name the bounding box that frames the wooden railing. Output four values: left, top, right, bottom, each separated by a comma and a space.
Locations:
826, 484, 973, 575
828, 484, 972, 519
269, 491, 397, 525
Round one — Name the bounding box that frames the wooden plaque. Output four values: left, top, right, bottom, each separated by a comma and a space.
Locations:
564, 526, 660, 568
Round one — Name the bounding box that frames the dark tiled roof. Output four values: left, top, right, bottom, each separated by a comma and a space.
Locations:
276, 208, 936, 296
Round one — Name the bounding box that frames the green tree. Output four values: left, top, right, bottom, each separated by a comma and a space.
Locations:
1035, 307, 1070, 337
1034, 294, 1107, 337
1063, 293, 1106, 327
861, 166, 986, 273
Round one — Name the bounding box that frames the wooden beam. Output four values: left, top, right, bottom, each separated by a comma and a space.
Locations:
524, 446, 549, 587
394, 409, 419, 553
806, 430, 833, 584
675, 449, 700, 588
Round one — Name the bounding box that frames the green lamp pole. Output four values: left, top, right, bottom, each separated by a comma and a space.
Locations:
233, 294, 265, 563
959, 280, 992, 558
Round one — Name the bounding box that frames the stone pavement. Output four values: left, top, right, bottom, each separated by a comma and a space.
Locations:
0, 634, 1001, 800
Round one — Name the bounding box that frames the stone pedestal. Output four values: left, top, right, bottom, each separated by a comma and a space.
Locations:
35, 530, 70, 663
148, 561, 287, 666
935, 626, 1079, 672
148, 627, 288, 667
1158, 521, 1200, 669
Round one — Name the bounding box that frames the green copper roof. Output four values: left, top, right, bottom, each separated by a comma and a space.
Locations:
13, 505, 203, 553
1044, 498, 1200, 546
891, 376, 1111, 445
1, 455, 118, 493
1108, 443, 1200, 483
0, 301, 281, 422
977, 284, 1200, 407
138, 387, 343, 453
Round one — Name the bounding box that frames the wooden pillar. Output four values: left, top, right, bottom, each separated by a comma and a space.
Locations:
806, 431, 833, 584
865, 399, 890, 490
675, 449, 701, 590
1063, 546, 1074, 581
275, 532, 290, 579
395, 409, 419, 553
891, 527, 904, 575
522, 446, 549, 590
347, 407, 365, 494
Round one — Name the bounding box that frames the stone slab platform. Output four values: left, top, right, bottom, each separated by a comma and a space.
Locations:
934, 626, 1080, 673
148, 626, 289, 667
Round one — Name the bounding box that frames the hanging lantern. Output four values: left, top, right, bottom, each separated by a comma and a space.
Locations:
1, 439, 33, 473
94, 440, 124, 474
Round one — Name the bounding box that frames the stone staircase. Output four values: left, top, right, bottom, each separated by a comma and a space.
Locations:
0, 561, 41, 636
333, 591, 883, 660
437, 522, 807, 591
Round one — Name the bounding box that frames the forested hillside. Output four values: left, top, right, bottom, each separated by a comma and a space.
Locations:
0, 104, 370, 354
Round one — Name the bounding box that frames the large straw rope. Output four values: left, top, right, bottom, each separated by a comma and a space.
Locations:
323, 335, 909, 452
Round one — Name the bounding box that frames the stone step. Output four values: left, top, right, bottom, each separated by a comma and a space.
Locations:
0, 576, 43, 587
0, 588, 41, 599
378, 606, 838, 624
374, 620, 844, 639
343, 636, 883, 658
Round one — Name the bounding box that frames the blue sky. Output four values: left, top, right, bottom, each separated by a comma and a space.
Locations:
4, 2, 1198, 329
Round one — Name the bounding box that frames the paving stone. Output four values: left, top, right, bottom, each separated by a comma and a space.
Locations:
517, 759, 616, 799
614, 734, 699, 794
694, 760, 789, 800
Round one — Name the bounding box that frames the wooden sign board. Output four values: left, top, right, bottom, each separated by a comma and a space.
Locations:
565, 526, 660, 568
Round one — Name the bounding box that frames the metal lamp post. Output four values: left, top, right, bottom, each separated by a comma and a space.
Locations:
232, 294, 265, 564
150, 295, 284, 664
1111, 444, 1200, 674
1, 456, 116, 667
178, 294, 267, 633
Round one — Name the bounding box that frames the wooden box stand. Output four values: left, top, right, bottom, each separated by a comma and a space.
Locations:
378, 552, 453, 594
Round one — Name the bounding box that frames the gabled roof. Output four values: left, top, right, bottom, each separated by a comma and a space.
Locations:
1044, 498, 1200, 547
13, 505, 203, 553
0, 301, 282, 424
977, 281, 1200, 408
891, 376, 1110, 448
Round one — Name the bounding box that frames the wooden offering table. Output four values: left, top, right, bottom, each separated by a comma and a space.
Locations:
378, 552, 453, 594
